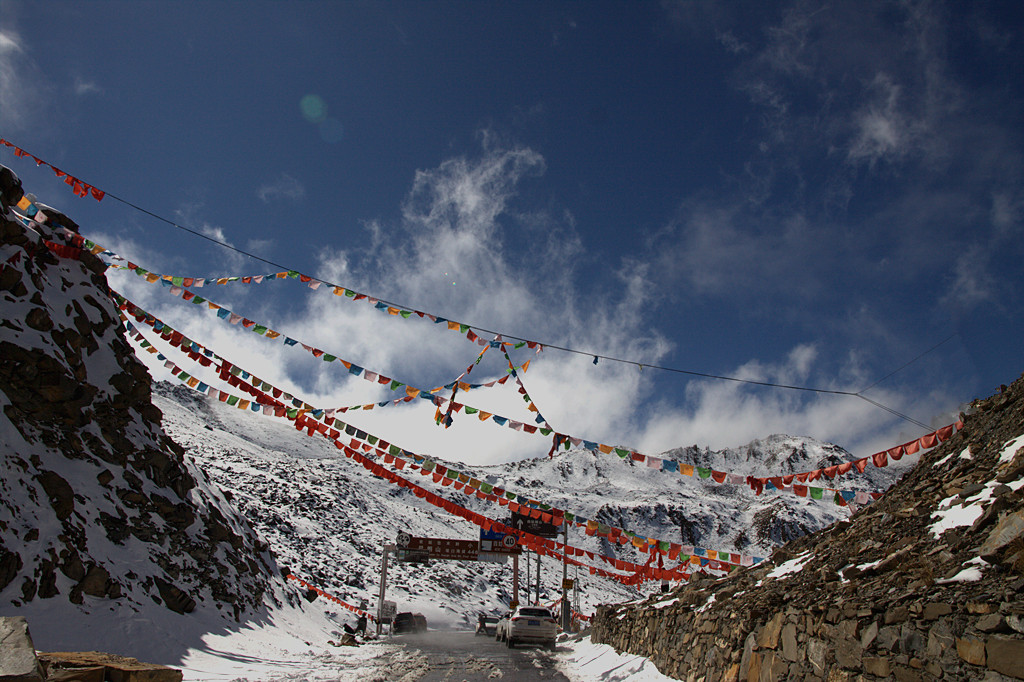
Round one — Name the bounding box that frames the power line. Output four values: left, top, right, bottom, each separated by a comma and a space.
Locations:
858, 333, 957, 394
4, 143, 943, 431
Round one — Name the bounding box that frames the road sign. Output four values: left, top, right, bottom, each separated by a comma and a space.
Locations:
396, 532, 412, 548
510, 512, 559, 538
480, 529, 521, 555
562, 578, 574, 590
396, 548, 429, 563
477, 552, 510, 563
381, 600, 397, 621
408, 537, 480, 561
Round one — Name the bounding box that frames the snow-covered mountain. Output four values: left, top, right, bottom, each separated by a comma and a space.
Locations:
1, 176, 917, 676
151, 378, 913, 629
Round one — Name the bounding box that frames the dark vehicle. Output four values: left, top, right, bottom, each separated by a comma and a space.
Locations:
393, 611, 427, 634
475, 613, 500, 636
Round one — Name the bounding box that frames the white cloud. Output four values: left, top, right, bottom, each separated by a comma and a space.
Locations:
847, 73, 920, 166
941, 245, 996, 311
0, 29, 32, 130
257, 173, 306, 203
73, 76, 101, 96
100, 135, 956, 470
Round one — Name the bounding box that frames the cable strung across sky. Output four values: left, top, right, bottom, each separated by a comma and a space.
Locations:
2, 139, 942, 431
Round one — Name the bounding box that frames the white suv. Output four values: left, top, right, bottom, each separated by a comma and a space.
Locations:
495, 606, 558, 649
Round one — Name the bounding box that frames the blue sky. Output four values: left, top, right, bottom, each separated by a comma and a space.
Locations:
2, 1, 1022, 465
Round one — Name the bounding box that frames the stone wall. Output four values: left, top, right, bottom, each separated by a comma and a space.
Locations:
593, 375, 1024, 681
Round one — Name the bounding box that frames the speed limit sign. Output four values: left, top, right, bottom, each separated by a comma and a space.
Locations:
502, 534, 517, 548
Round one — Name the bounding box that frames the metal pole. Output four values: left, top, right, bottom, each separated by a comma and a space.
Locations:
376, 544, 393, 635
535, 550, 540, 604
560, 519, 570, 631
525, 550, 531, 603
512, 552, 519, 606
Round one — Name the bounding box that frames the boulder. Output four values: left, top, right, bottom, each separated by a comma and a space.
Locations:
0, 617, 44, 682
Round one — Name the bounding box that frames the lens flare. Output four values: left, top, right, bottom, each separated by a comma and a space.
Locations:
300, 94, 327, 123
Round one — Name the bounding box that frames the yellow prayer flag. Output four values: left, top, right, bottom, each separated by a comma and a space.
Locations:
478, 411, 493, 421
680, 464, 694, 477
146, 273, 160, 283
447, 321, 459, 330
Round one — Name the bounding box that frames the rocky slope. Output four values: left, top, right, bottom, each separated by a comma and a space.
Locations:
592, 374, 1024, 680
0, 193, 278, 633
149, 375, 913, 629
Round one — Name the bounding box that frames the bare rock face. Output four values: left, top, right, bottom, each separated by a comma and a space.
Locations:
0, 617, 44, 682
0, 207, 277, 621
593, 374, 1024, 681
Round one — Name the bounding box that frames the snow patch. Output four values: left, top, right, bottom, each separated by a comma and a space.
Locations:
764, 551, 813, 580
999, 435, 1024, 464
555, 635, 677, 682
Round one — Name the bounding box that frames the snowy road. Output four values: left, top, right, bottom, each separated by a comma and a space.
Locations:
387, 630, 570, 681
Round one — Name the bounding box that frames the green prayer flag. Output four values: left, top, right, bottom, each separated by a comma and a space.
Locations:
810, 487, 823, 499
697, 467, 712, 479
539, 428, 552, 436
344, 289, 356, 297
390, 380, 402, 390
389, 445, 401, 456
172, 276, 184, 286
322, 354, 336, 362
400, 310, 412, 318
615, 448, 629, 458
287, 270, 299, 279
192, 296, 206, 304
226, 395, 239, 406
464, 407, 479, 415
253, 325, 267, 334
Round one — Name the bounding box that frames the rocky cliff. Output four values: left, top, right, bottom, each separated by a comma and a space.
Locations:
0, 191, 277, 630
592, 375, 1024, 680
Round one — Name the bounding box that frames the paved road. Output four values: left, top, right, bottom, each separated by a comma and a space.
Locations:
389, 629, 572, 681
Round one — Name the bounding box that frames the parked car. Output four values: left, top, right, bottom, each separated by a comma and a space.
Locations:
495, 606, 557, 649
476, 613, 500, 636
392, 611, 427, 634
